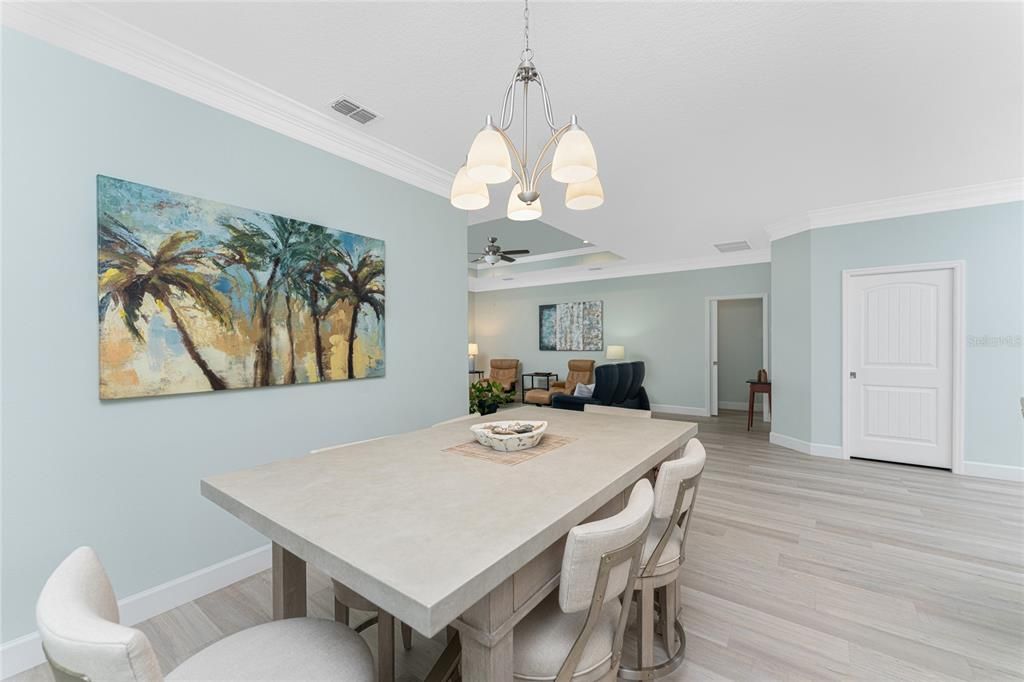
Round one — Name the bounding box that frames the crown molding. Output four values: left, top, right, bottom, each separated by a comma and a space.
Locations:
468, 245, 604, 271
1, 3, 453, 198
468, 248, 771, 292
765, 178, 1024, 242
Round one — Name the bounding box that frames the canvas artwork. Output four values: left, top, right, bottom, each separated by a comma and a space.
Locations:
97, 176, 385, 399
538, 300, 603, 351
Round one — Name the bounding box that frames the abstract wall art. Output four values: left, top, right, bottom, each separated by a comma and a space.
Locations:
538, 300, 603, 351
97, 176, 385, 399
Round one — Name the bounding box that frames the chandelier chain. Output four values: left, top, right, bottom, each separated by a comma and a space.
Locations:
522, 0, 533, 61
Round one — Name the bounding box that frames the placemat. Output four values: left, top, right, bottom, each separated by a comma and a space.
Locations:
444, 433, 576, 466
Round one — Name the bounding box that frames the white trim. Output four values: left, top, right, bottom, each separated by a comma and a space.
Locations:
468, 249, 771, 292
469, 246, 605, 271
961, 462, 1024, 482
1, 3, 452, 197
0, 544, 271, 678
718, 400, 753, 411
651, 404, 710, 417
769, 432, 844, 459
705, 294, 770, 422
840, 261, 966, 473
766, 179, 1024, 241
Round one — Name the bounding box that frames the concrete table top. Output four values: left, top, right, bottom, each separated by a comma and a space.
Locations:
202, 406, 697, 636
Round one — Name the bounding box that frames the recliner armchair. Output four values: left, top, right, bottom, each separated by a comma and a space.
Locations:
487, 358, 519, 393
524, 359, 595, 406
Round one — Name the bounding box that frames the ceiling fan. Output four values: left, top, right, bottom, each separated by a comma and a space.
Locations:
470, 236, 530, 265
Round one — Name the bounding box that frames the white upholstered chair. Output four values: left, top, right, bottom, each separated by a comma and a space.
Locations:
512, 479, 654, 682
36, 547, 374, 682
583, 405, 652, 419
619, 437, 706, 679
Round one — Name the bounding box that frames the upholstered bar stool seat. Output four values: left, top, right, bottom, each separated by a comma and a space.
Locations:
640, 519, 684, 575
513, 594, 622, 682
36, 547, 375, 682
166, 618, 373, 681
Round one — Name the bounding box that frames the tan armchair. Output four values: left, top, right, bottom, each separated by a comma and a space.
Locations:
487, 358, 520, 392
524, 359, 595, 406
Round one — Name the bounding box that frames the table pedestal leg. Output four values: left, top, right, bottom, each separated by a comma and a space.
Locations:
459, 577, 514, 681
272, 543, 306, 620
378, 609, 395, 682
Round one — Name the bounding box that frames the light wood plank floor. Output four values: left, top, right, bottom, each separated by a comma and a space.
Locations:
10, 411, 1023, 681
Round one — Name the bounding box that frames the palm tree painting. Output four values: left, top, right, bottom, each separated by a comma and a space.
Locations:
97, 176, 385, 399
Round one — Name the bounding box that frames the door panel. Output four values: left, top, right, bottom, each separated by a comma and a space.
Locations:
847, 268, 953, 468
710, 300, 719, 417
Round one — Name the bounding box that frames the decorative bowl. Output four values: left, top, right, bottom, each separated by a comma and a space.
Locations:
470, 420, 548, 452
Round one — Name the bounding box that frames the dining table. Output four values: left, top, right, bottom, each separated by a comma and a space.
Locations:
201, 405, 698, 681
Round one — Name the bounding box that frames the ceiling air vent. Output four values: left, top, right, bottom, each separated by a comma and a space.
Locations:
713, 240, 751, 253
330, 96, 378, 125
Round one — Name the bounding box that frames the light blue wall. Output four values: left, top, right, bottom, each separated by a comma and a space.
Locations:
772, 202, 1023, 466
1, 29, 467, 641
717, 298, 764, 406
470, 263, 771, 409
770, 232, 812, 441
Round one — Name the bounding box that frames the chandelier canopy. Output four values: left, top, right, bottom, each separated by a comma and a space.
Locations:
450, 0, 603, 221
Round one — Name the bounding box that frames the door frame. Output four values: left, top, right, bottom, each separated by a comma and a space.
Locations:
705, 293, 769, 419
840, 261, 965, 473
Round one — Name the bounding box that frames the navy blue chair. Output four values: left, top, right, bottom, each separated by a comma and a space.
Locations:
616, 361, 651, 411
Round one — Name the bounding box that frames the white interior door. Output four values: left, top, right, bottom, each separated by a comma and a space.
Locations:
846, 267, 953, 468
710, 300, 719, 417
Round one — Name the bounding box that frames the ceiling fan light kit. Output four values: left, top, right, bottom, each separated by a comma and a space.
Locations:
451, 0, 602, 221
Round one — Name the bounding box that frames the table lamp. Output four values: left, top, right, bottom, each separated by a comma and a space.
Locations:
468, 343, 479, 372
606, 345, 625, 360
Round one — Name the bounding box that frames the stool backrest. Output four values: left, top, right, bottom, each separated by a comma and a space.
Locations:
37, 547, 163, 682
555, 479, 653, 681
645, 439, 706, 575
584, 404, 651, 418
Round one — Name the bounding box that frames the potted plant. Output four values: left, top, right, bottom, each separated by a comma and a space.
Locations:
470, 380, 513, 416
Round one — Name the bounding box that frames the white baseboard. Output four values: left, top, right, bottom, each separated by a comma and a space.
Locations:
651, 403, 710, 417
769, 431, 844, 459
0, 544, 271, 678
962, 461, 1024, 482
717, 401, 748, 411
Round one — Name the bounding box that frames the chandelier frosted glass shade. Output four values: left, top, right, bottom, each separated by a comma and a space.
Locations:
565, 175, 604, 210
450, 166, 490, 210
551, 127, 598, 184
466, 127, 513, 184
507, 184, 543, 221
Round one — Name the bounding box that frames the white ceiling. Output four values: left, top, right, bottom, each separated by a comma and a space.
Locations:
83, 1, 1023, 264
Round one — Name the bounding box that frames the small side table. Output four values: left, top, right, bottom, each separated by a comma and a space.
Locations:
521, 372, 558, 403
746, 381, 771, 430
468, 370, 484, 383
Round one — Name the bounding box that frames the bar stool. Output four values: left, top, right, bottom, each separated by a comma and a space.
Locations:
618, 438, 706, 680
332, 581, 412, 682
512, 479, 654, 681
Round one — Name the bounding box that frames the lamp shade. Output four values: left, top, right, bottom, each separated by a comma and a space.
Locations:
450, 166, 489, 210
468, 343, 479, 356
507, 184, 542, 221
466, 126, 513, 184
551, 123, 597, 184
565, 175, 604, 210
606, 345, 625, 360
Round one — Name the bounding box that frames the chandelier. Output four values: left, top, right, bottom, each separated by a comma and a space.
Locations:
450, 0, 603, 220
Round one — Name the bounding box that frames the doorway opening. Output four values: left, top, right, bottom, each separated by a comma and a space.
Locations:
706, 294, 769, 420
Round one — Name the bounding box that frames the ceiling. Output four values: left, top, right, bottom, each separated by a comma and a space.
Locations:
74, 2, 1024, 267
468, 218, 590, 263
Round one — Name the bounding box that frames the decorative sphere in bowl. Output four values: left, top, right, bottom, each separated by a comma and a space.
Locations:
470, 421, 547, 452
